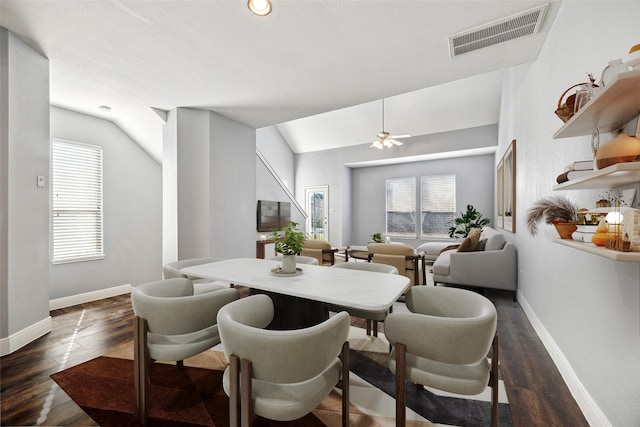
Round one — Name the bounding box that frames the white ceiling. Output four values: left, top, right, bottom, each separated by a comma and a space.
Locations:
0, 0, 560, 161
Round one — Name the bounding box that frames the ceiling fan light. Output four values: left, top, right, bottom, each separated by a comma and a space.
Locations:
248, 0, 272, 16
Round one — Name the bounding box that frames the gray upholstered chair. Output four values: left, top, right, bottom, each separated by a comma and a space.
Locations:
163, 257, 231, 293
217, 294, 351, 427
385, 286, 499, 427
329, 262, 398, 336
300, 239, 338, 265
267, 254, 319, 265
131, 278, 239, 424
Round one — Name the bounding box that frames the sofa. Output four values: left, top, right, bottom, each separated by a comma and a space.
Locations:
432, 227, 517, 300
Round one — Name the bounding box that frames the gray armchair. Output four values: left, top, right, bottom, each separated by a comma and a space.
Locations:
163, 257, 231, 293
131, 278, 239, 424
385, 286, 499, 427
217, 294, 351, 427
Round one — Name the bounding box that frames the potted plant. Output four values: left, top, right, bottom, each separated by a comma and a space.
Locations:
270, 221, 305, 273
526, 195, 578, 238
448, 204, 490, 239
371, 233, 383, 243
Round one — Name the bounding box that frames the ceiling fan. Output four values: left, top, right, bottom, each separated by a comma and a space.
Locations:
366, 99, 411, 149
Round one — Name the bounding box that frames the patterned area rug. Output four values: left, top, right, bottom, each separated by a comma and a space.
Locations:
51, 328, 512, 427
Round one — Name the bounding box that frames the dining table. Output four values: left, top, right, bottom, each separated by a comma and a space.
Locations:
182, 257, 410, 330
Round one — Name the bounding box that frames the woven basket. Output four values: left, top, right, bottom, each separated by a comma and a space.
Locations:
554, 83, 587, 123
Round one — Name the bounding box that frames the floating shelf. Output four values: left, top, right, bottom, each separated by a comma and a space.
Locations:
554, 239, 640, 262
553, 69, 640, 139
553, 162, 640, 190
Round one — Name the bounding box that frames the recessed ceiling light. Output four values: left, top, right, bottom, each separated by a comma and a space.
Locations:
98, 105, 111, 113
248, 0, 272, 16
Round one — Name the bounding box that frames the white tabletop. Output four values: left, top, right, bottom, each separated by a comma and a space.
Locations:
182, 258, 409, 311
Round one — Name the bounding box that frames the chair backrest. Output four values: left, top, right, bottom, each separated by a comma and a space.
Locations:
367, 242, 418, 284
302, 240, 331, 250
267, 254, 319, 265
217, 294, 350, 383
386, 286, 496, 365
163, 257, 225, 279
332, 261, 398, 275
300, 240, 335, 265
132, 278, 238, 336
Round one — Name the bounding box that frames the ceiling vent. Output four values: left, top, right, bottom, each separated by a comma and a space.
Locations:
448, 3, 548, 57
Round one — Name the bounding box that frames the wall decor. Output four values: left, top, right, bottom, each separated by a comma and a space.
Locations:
497, 140, 516, 233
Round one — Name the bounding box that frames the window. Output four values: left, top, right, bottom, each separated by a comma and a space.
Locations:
52, 139, 104, 264
421, 174, 456, 238
385, 177, 416, 237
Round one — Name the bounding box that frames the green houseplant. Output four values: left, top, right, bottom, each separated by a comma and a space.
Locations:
270, 221, 305, 273
448, 204, 490, 238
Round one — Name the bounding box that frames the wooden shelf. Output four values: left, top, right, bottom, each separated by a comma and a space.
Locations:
554, 239, 640, 262
553, 162, 640, 190
553, 69, 640, 139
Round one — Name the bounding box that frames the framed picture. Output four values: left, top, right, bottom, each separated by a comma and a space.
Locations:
497, 140, 516, 233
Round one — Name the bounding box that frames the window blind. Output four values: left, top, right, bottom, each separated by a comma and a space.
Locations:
421, 174, 456, 237
52, 139, 104, 264
385, 177, 416, 236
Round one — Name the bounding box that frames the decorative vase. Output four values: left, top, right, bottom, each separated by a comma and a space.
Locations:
591, 217, 611, 247
281, 254, 296, 274
552, 221, 577, 239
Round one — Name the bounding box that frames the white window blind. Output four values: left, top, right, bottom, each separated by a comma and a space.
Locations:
385, 177, 416, 237
52, 139, 104, 264
421, 174, 456, 237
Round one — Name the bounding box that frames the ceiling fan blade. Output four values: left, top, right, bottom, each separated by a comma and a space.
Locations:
389, 139, 404, 146
390, 134, 411, 139
370, 140, 383, 149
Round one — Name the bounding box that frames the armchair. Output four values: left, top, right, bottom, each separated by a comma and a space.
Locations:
367, 243, 423, 286
163, 257, 231, 293
300, 239, 338, 265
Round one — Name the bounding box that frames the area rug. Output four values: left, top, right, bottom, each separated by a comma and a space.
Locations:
51, 329, 512, 427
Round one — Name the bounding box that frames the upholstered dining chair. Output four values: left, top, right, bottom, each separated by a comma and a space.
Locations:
267, 254, 319, 265
217, 294, 351, 427
329, 262, 399, 336
163, 257, 231, 293
300, 239, 338, 265
131, 278, 239, 424
385, 286, 499, 427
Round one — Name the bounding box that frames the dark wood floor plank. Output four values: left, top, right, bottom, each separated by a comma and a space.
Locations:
0, 291, 589, 426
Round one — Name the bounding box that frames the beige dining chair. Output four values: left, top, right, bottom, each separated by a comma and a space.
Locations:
385, 286, 499, 427
329, 262, 398, 336
217, 294, 351, 427
162, 257, 231, 293
131, 278, 239, 424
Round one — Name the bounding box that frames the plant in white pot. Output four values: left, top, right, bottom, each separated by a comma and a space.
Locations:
270, 221, 305, 273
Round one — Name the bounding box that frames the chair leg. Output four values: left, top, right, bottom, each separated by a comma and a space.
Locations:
177, 360, 184, 369
240, 359, 253, 427
396, 343, 407, 427
490, 333, 499, 427
366, 319, 371, 336
340, 341, 350, 427
372, 320, 378, 337
134, 316, 149, 425
229, 355, 240, 427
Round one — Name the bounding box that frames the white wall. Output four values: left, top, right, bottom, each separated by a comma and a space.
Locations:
0, 28, 50, 345
257, 126, 295, 193
501, 2, 640, 426
50, 107, 163, 299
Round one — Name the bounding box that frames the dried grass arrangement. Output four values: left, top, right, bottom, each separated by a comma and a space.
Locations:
527, 196, 578, 236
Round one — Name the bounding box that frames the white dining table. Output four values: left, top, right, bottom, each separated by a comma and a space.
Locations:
182, 257, 410, 329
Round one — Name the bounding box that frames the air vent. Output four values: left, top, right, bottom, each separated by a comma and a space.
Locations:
448, 4, 548, 57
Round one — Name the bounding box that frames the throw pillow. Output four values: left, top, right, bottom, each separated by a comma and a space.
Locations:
475, 238, 487, 251
456, 228, 482, 252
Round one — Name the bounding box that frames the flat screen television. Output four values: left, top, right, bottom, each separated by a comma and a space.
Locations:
257, 200, 291, 232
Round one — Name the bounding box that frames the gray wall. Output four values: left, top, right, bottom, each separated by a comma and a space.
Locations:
295, 125, 498, 247
50, 107, 163, 299
501, 2, 640, 426
0, 28, 50, 339
350, 154, 495, 246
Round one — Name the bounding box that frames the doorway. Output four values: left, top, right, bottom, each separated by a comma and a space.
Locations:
305, 186, 329, 241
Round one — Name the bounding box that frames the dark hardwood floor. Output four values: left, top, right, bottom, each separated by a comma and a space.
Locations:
0, 288, 589, 426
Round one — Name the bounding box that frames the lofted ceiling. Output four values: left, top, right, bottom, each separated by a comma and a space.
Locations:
0, 0, 560, 161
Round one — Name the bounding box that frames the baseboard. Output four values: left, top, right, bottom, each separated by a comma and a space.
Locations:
49, 284, 132, 311
0, 316, 52, 357
517, 292, 612, 427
